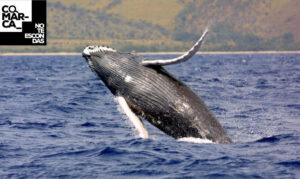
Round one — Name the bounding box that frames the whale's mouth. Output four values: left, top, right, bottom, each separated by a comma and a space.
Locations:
82, 45, 116, 56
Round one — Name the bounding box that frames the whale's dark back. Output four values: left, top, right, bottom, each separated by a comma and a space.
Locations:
87, 51, 232, 144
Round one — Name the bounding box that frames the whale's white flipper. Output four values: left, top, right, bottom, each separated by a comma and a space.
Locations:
141, 28, 208, 66
116, 96, 149, 139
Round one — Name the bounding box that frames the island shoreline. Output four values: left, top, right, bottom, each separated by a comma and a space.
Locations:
1, 51, 300, 56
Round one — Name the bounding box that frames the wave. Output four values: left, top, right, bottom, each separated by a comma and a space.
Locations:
255, 134, 295, 143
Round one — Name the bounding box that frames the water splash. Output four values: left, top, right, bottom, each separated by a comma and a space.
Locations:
177, 137, 213, 144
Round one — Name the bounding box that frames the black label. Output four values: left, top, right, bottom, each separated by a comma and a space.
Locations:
0, 0, 46, 45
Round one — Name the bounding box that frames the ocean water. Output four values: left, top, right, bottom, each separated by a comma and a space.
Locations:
0, 54, 299, 178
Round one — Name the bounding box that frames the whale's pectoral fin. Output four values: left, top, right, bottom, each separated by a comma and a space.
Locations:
141, 27, 208, 66
116, 96, 149, 139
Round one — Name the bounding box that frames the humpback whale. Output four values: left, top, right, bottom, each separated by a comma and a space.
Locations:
82, 28, 232, 144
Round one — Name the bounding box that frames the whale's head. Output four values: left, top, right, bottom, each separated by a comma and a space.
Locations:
82, 45, 142, 95
82, 45, 117, 71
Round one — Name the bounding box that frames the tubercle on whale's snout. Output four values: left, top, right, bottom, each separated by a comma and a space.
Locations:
83, 46, 92, 56
82, 45, 117, 57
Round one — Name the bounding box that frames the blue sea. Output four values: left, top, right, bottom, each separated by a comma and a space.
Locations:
0, 53, 299, 178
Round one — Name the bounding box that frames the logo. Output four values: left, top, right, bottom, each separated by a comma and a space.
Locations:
0, 0, 46, 45
0, 2, 32, 32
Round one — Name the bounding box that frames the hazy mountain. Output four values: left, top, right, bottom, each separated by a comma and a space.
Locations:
1, 0, 299, 52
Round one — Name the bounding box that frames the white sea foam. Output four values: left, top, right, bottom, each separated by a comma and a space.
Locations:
177, 137, 214, 144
